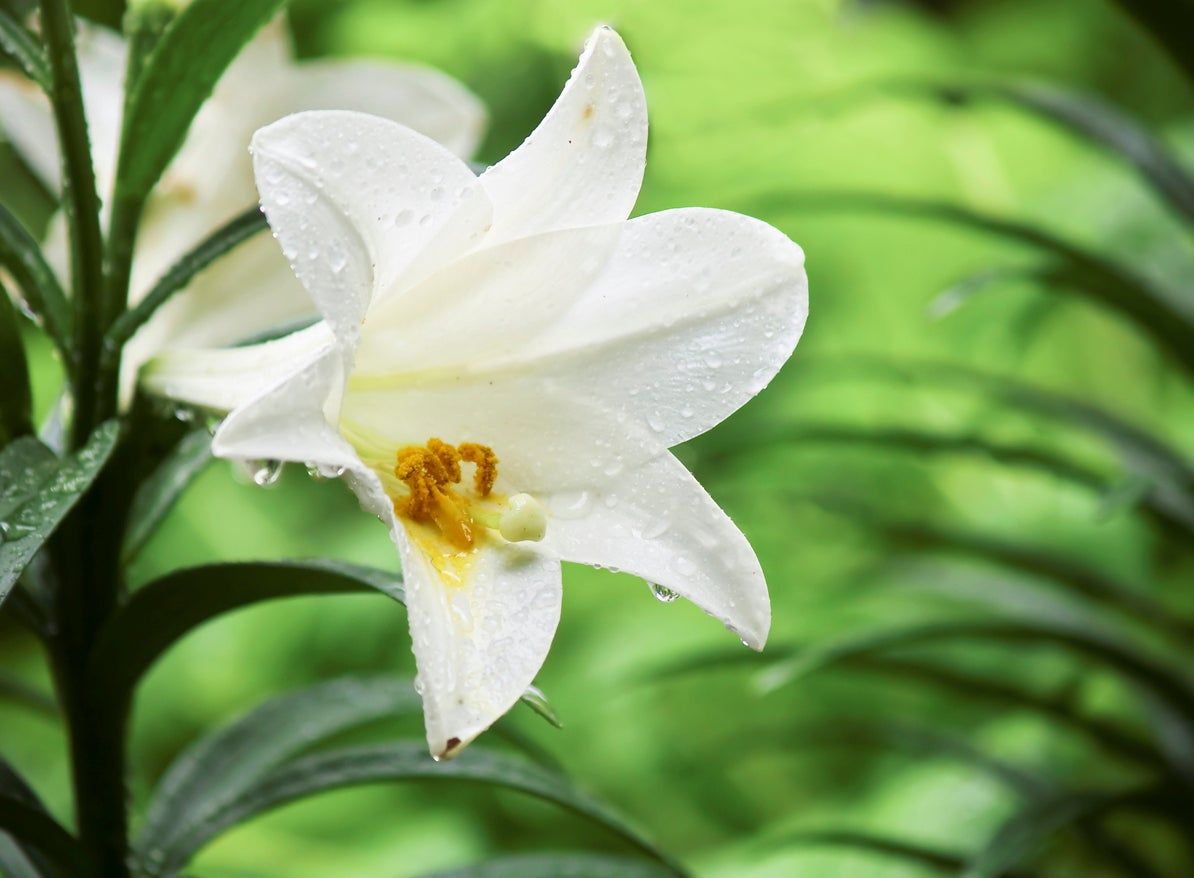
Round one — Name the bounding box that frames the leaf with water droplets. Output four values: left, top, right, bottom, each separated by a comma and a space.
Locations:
0, 422, 120, 606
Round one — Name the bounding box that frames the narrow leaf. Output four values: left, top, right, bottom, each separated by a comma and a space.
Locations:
135, 676, 422, 869
150, 743, 684, 877
892, 80, 1194, 223
89, 559, 405, 703
1109, 0, 1194, 81
113, 0, 284, 212
121, 428, 212, 563
0, 675, 56, 720
760, 193, 1194, 371
0, 7, 49, 90
766, 829, 1034, 877
0, 421, 121, 604
0, 278, 33, 442
0, 760, 86, 876
0, 202, 71, 356
418, 853, 679, 878
0, 834, 42, 878
105, 207, 268, 352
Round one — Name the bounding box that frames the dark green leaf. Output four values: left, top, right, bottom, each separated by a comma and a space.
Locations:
962, 785, 1181, 878
418, 853, 679, 878
0, 201, 70, 356
805, 492, 1194, 640
104, 207, 269, 353
89, 559, 405, 703
0, 675, 56, 720
121, 428, 212, 563
135, 676, 422, 869
760, 193, 1194, 371
0, 7, 49, 90
0, 834, 42, 878
892, 80, 1194, 224
121, 1, 175, 108
1109, 0, 1194, 81
148, 742, 684, 877
113, 0, 284, 215
0, 422, 120, 604
757, 620, 1194, 769
0, 278, 33, 442
0, 760, 86, 876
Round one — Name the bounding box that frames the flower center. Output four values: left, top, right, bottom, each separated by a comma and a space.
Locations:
387, 438, 546, 551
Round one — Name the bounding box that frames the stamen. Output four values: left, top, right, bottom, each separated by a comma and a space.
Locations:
459, 443, 498, 496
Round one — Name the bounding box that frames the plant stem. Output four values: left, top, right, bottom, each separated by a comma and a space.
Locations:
38, 0, 107, 450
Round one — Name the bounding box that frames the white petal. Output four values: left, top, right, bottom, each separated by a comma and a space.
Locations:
527, 208, 808, 447
542, 451, 770, 649
0, 23, 125, 196
395, 528, 561, 758
251, 110, 492, 352
140, 322, 335, 414
479, 26, 646, 244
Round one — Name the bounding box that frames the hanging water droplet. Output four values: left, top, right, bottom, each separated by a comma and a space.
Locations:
648, 582, 680, 603
250, 459, 284, 487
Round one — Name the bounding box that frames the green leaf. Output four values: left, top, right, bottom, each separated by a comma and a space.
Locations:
892, 80, 1194, 224
0, 7, 49, 90
0, 421, 121, 605
121, 428, 212, 563
0, 278, 33, 443
0, 675, 56, 720
89, 559, 405, 703
761, 193, 1194, 371
962, 785, 1179, 878
1108, 0, 1194, 81
757, 621, 1194, 769
0, 760, 88, 876
146, 742, 684, 877
806, 492, 1194, 640
104, 207, 269, 354
0, 835, 43, 878
0, 202, 71, 356
418, 853, 679, 878
135, 676, 422, 871
112, 0, 284, 219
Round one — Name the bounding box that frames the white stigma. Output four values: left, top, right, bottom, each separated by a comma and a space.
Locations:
498, 494, 547, 542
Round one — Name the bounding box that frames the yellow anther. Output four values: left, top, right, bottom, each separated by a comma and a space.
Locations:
458, 443, 498, 496
392, 439, 500, 551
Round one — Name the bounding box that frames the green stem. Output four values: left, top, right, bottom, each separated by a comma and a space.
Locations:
39, 0, 106, 449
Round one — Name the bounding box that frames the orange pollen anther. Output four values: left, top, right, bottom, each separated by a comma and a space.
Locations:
392, 439, 498, 550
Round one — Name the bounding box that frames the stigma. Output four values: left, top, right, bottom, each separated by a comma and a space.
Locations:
391, 439, 546, 550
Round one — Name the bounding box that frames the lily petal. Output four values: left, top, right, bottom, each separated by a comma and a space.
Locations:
141, 322, 335, 414
532, 208, 808, 448
479, 26, 646, 244
395, 527, 561, 758
251, 110, 492, 352
542, 451, 770, 649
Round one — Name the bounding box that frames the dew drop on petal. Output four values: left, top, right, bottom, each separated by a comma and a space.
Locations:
648, 582, 680, 603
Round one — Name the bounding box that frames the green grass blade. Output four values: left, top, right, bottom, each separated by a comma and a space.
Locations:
0, 201, 71, 357
120, 428, 212, 563
0, 421, 120, 604
148, 742, 686, 877
0, 7, 49, 90
134, 676, 423, 874
0, 760, 87, 876
104, 206, 269, 353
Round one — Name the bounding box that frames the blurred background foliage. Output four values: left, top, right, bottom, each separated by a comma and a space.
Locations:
2, 0, 1193, 875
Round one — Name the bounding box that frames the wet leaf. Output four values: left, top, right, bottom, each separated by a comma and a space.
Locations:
0, 421, 120, 605
417, 853, 679, 878
121, 428, 212, 563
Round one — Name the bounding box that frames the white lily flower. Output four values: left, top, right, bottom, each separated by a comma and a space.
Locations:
143, 27, 808, 758
0, 19, 485, 397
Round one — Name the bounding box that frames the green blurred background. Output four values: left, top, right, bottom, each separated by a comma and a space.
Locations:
3, 0, 1193, 875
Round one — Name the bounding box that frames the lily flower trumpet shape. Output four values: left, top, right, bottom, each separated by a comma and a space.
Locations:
144, 27, 808, 758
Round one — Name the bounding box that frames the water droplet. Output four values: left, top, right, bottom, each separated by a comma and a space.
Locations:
551, 490, 593, 519
250, 459, 284, 487
648, 582, 680, 603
